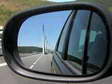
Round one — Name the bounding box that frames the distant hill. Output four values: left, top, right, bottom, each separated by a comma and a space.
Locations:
18, 46, 42, 53
0, 0, 54, 25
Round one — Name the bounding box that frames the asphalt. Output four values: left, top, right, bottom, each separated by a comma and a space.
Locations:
0, 55, 112, 84
21, 53, 53, 73
0, 56, 62, 84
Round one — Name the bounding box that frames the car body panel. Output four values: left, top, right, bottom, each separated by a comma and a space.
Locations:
51, 2, 109, 77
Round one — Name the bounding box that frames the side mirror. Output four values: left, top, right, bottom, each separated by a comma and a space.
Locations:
2, 2, 112, 83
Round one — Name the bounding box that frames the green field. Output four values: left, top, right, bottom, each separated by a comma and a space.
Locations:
18, 46, 42, 53
0, 0, 54, 26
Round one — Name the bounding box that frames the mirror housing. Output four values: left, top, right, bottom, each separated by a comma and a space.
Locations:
2, 2, 112, 82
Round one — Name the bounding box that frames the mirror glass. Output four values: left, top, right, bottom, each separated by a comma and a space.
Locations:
18, 10, 108, 76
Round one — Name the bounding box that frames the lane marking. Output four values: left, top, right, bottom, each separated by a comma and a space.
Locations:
29, 55, 42, 69
0, 63, 7, 67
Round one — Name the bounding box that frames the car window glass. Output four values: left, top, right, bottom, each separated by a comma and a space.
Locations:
57, 12, 72, 54
67, 10, 90, 72
87, 12, 107, 73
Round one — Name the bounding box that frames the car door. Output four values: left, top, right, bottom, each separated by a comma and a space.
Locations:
51, 10, 75, 75
66, 11, 108, 75
51, 10, 91, 75
65, 10, 91, 75
52, 9, 108, 76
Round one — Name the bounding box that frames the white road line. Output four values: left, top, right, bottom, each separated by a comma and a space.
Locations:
0, 63, 7, 67
29, 55, 42, 69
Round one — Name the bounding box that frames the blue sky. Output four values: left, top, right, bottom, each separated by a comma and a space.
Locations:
18, 10, 71, 49
47, 0, 77, 2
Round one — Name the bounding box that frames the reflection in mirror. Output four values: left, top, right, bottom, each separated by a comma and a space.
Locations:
18, 10, 107, 76
18, 10, 71, 74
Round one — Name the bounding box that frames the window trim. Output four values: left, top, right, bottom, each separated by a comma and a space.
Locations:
55, 11, 73, 51
65, 10, 92, 75
82, 11, 93, 75
63, 10, 77, 60
56, 10, 76, 59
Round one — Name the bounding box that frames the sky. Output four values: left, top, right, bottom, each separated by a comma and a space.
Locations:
47, 0, 76, 2
18, 10, 71, 50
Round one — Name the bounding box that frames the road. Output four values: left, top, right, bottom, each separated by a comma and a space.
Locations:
21, 53, 53, 73
0, 55, 112, 84
0, 55, 61, 84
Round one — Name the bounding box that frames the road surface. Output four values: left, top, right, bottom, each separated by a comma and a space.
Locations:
21, 53, 53, 73
0, 55, 61, 84
0, 56, 112, 84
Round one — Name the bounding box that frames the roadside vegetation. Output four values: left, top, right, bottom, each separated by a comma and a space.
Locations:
0, 0, 54, 25
18, 46, 42, 53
